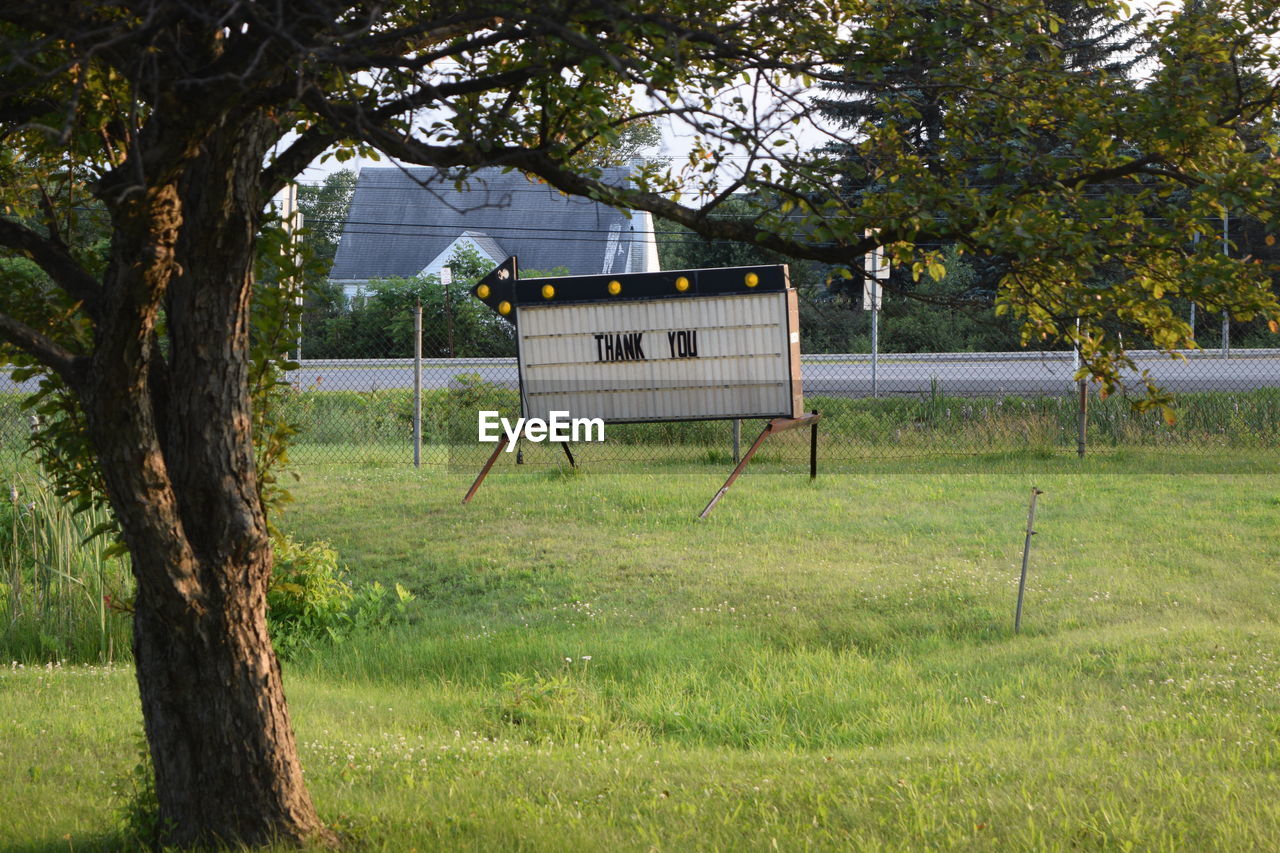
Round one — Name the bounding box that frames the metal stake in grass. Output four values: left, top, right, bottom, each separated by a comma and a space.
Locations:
1015, 487, 1043, 634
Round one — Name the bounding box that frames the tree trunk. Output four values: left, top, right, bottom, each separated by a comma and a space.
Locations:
131, 550, 329, 847
78, 113, 334, 847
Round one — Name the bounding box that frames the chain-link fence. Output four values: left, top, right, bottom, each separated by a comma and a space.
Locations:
2, 285, 1277, 471
273, 283, 1280, 468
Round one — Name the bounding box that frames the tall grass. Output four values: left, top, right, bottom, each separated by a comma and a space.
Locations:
0, 472, 132, 663
278, 384, 1280, 450
0, 466, 410, 665
2, 385, 1278, 458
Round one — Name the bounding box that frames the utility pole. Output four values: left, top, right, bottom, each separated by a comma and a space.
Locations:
1190, 231, 1197, 339
441, 265, 455, 358
278, 183, 305, 361
1222, 211, 1230, 358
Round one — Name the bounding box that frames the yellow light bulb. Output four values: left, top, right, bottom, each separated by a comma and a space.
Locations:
608, 280, 622, 295
745, 272, 759, 288
476, 284, 491, 299
675, 276, 690, 292
541, 284, 555, 299
498, 301, 512, 315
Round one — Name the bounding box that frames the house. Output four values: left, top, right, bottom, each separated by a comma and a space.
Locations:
329, 166, 660, 301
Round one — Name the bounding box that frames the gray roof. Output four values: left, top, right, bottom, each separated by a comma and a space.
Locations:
458, 230, 508, 265
330, 166, 651, 281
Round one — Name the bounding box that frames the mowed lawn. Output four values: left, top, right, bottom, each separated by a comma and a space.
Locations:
3, 451, 1279, 850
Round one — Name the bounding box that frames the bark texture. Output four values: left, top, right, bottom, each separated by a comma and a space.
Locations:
76, 107, 332, 848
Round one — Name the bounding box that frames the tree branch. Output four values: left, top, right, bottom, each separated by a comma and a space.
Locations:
314, 16, 513, 71
357, 130, 890, 263
260, 124, 338, 198
0, 217, 102, 314
1055, 152, 1163, 189
0, 311, 83, 387
36, 180, 71, 254
301, 64, 557, 132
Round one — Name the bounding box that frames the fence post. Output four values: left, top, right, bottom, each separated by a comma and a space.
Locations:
1076, 378, 1088, 459
1222, 211, 1230, 359
870, 301, 879, 398
413, 300, 422, 468
1191, 231, 1199, 338
732, 418, 741, 463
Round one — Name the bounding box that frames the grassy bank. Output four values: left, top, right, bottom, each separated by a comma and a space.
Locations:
3, 455, 1278, 849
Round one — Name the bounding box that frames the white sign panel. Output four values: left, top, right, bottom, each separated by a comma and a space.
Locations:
862, 280, 882, 312
517, 291, 801, 423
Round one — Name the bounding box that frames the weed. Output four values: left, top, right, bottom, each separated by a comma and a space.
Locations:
111, 739, 169, 850
268, 533, 414, 658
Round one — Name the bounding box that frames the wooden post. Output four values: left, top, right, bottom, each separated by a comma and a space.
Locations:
1222, 210, 1230, 359
445, 280, 455, 358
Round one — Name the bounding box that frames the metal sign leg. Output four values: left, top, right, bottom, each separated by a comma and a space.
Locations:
699, 422, 774, 519
699, 412, 820, 519
463, 436, 510, 503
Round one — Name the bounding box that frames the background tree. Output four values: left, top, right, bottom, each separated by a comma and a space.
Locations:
298, 168, 358, 282
569, 101, 664, 168
2, 1, 1279, 847
301, 244, 529, 359
660, 209, 1025, 353
812, 0, 1146, 344
656, 198, 853, 350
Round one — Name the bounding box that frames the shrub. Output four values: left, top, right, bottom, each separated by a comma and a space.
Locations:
267, 533, 414, 658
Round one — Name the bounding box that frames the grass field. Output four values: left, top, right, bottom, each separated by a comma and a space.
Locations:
2, 452, 1279, 850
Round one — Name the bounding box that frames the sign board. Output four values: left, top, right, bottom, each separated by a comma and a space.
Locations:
472, 259, 803, 423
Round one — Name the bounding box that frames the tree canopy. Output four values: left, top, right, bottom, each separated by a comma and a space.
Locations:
5, 1, 1280, 390
3, 0, 1280, 846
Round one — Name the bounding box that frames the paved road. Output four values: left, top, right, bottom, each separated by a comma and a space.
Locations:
279, 350, 1280, 397
5, 351, 1277, 397
802, 351, 1280, 396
